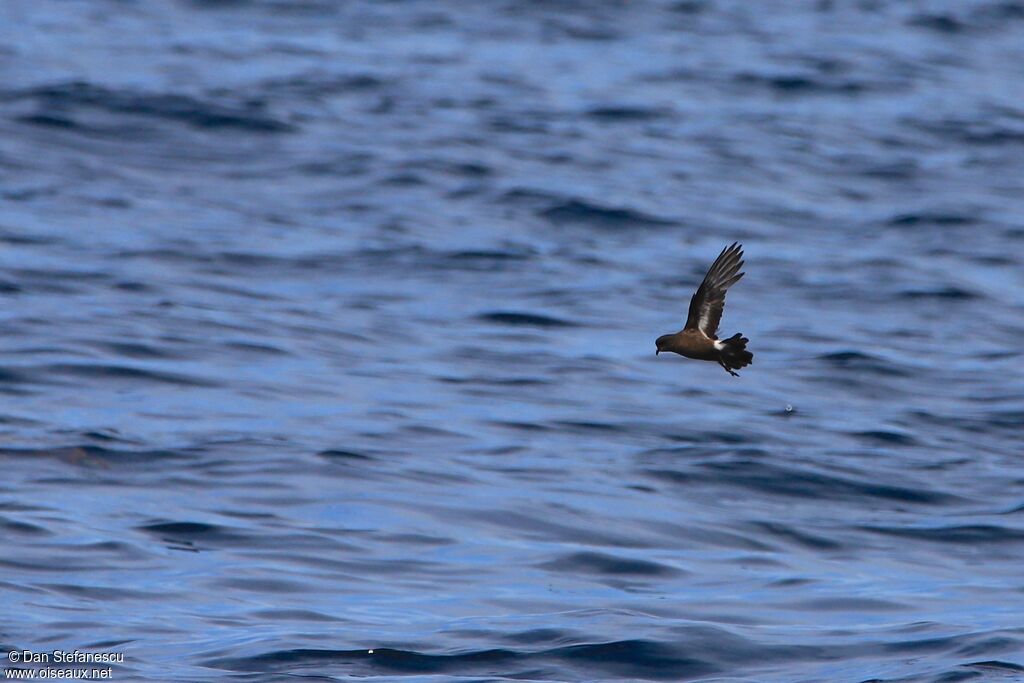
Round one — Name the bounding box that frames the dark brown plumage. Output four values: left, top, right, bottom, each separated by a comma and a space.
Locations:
655, 242, 753, 377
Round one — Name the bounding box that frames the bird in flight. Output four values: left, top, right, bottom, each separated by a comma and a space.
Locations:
655, 242, 753, 377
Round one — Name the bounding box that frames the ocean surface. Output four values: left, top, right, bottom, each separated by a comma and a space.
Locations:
2, 1, 1023, 681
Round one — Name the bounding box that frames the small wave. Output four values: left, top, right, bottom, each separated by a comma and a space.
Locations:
539, 199, 675, 229
0, 444, 189, 468
907, 13, 967, 33
499, 189, 675, 229
817, 351, 911, 377
446, 248, 533, 261
477, 311, 577, 328
435, 247, 536, 272
734, 72, 866, 95
538, 551, 684, 577
670, 1, 709, 14
909, 116, 1024, 146
137, 520, 259, 552
317, 449, 374, 461
15, 113, 80, 129
0, 367, 31, 384
116, 244, 536, 277
12, 81, 294, 133
206, 639, 721, 680
960, 660, 1024, 673
908, 4, 1024, 32
222, 341, 290, 356
0, 516, 50, 537
95, 342, 183, 360
648, 460, 955, 504
138, 520, 241, 540
0, 229, 51, 246
789, 597, 907, 612
899, 286, 979, 300
586, 105, 670, 121
888, 211, 977, 227
44, 363, 217, 388
862, 524, 1024, 544
851, 430, 919, 446
39, 583, 161, 601
489, 420, 552, 432
553, 420, 625, 433
250, 608, 345, 623
750, 522, 844, 551
439, 374, 550, 387
257, 71, 387, 98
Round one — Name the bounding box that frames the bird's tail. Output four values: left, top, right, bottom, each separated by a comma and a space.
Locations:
719, 333, 753, 375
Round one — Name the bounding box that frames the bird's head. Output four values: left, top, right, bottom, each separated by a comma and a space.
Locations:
655, 335, 671, 355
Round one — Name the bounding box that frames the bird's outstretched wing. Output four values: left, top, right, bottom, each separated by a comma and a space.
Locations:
684, 242, 745, 338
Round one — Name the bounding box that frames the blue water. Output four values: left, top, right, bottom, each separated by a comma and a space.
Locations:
2, 1, 1024, 681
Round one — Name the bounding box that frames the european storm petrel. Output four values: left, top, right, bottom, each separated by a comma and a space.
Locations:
655, 242, 753, 377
